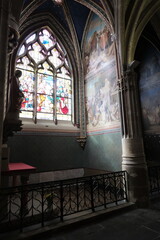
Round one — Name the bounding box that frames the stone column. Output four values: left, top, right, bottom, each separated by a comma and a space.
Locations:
0, 0, 10, 185
119, 61, 149, 207
0, 0, 20, 186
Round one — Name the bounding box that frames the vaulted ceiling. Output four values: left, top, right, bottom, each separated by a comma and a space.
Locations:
19, 0, 114, 47
10, 0, 160, 65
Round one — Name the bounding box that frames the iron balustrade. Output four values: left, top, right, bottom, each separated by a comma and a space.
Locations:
0, 171, 128, 233
148, 166, 160, 195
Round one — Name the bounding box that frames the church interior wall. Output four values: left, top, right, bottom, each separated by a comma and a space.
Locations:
82, 13, 122, 172
136, 32, 160, 164
6, 12, 123, 175
8, 133, 85, 172
83, 132, 122, 171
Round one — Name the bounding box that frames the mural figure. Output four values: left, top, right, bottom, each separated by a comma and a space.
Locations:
84, 14, 120, 131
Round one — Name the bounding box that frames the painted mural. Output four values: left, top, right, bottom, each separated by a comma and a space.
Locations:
139, 47, 160, 133
83, 14, 120, 132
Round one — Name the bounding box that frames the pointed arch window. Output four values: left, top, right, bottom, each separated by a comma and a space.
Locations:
16, 27, 72, 123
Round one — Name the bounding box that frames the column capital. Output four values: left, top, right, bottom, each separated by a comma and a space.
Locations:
8, 26, 19, 54
118, 60, 140, 92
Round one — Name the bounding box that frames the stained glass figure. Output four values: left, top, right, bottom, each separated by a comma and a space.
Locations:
19, 70, 34, 92
16, 27, 72, 123
37, 74, 53, 95
21, 92, 33, 111
56, 78, 71, 98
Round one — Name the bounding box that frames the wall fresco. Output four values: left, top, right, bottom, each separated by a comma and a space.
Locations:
83, 14, 120, 132
139, 46, 160, 133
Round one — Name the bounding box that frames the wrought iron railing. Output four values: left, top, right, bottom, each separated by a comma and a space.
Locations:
148, 166, 160, 195
0, 171, 128, 233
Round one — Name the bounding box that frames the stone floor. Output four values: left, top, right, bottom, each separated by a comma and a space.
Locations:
2, 197, 160, 240
37, 197, 160, 240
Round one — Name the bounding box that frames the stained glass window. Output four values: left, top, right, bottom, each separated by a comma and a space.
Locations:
16, 27, 72, 122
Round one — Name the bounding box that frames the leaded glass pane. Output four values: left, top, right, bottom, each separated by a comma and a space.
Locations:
56, 97, 71, 115
39, 29, 55, 49
21, 92, 34, 111
19, 70, 34, 92
16, 27, 72, 123
28, 42, 44, 63
38, 62, 53, 75
57, 114, 71, 121
56, 42, 63, 52
37, 94, 54, 113
18, 45, 25, 56
49, 48, 63, 68
17, 57, 33, 71
37, 74, 54, 95
20, 111, 33, 118
26, 34, 36, 44
37, 113, 53, 120
57, 78, 72, 98
57, 66, 71, 79
65, 58, 69, 67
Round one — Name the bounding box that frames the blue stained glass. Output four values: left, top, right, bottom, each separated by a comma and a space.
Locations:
47, 96, 54, 103
21, 92, 33, 111
56, 78, 71, 98
42, 40, 49, 44
16, 27, 72, 122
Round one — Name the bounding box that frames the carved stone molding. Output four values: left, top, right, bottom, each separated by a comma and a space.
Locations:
77, 137, 87, 150
74, 0, 111, 30
117, 76, 127, 92
118, 61, 139, 93
8, 26, 19, 54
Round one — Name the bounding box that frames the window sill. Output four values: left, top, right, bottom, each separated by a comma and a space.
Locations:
20, 118, 79, 133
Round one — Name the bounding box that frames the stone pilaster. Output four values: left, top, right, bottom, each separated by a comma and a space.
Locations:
0, 0, 10, 185
119, 61, 149, 207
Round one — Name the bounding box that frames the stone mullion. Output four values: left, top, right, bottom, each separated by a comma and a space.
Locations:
0, 0, 10, 184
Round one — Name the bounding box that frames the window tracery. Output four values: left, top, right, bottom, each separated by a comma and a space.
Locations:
16, 27, 72, 123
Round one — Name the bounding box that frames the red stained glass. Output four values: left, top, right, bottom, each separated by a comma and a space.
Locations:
21, 92, 33, 111
16, 27, 72, 122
